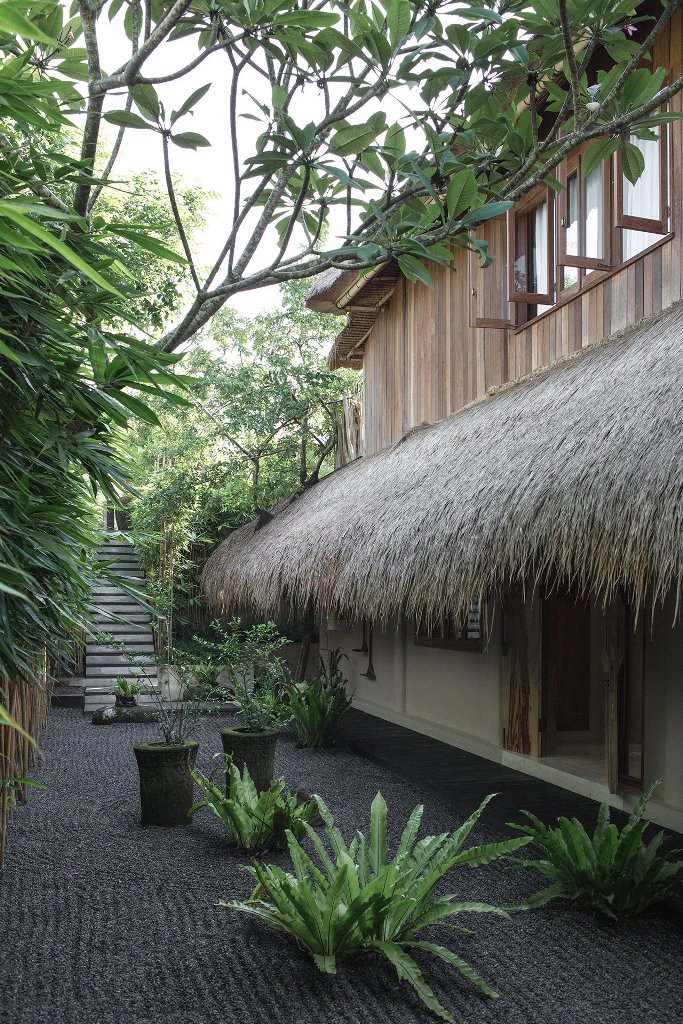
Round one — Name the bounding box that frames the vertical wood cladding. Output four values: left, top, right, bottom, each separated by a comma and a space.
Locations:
363, 14, 682, 456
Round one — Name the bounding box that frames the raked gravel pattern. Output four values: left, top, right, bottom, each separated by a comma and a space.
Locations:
0, 709, 681, 1024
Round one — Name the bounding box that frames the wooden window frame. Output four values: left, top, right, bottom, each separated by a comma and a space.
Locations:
558, 151, 612, 272
507, 187, 555, 305
615, 124, 669, 235
415, 607, 483, 653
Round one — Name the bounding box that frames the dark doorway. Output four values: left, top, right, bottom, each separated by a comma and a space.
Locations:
542, 591, 592, 757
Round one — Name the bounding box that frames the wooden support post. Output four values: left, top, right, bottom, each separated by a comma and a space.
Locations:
501, 586, 543, 756
603, 596, 626, 794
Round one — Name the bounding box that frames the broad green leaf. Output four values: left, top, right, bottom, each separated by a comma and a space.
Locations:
620, 140, 645, 185
447, 169, 478, 218
0, 3, 54, 43
171, 131, 211, 149
103, 110, 152, 130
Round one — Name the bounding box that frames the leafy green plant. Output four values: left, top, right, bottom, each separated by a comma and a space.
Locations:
509, 780, 683, 918
114, 677, 141, 699
189, 755, 315, 851
287, 649, 352, 746
230, 676, 291, 733
221, 792, 529, 1022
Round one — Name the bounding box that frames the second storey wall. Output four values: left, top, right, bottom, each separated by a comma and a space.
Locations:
362, 9, 683, 458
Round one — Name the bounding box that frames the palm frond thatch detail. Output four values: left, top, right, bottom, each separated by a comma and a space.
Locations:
203, 303, 683, 625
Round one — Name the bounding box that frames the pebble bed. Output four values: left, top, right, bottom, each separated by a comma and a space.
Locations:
0, 709, 681, 1024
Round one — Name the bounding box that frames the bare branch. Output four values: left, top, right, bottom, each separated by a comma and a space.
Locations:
161, 132, 201, 291
558, 0, 583, 126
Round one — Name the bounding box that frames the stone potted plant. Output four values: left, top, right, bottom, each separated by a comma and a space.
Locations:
114, 676, 140, 708
128, 653, 207, 827
220, 671, 290, 793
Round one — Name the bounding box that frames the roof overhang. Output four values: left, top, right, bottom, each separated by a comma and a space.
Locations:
203, 303, 683, 624
306, 262, 401, 370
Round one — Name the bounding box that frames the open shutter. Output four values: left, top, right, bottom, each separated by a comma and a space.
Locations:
468, 216, 512, 328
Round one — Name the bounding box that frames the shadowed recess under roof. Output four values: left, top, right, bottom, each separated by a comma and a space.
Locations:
202, 303, 683, 625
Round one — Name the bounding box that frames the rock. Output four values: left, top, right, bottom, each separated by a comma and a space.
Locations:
91, 705, 160, 725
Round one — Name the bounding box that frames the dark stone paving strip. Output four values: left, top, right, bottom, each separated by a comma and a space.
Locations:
336, 709, 683, 922
0, 709, 681, 1024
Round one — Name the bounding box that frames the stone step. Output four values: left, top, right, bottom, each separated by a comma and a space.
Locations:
86, 643, 155, 655
90, 586, 133, 596
92, 611, 151, 623
90, 600, 148, 612
87, 653, 156, 667
98, 568, 144, 578
86, 664, 157, 678
89, 622, 153, 636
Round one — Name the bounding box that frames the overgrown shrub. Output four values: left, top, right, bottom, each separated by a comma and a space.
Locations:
222, 792, 529, 1022
287, 649, 352, 746
189, 756, 315, 851
509, 780, 683, 918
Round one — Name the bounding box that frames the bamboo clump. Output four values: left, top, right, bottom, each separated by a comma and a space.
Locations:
202, 302, 683, 627
0, 662, 51, 868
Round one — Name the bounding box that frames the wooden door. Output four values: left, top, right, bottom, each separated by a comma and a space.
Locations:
603, 594, 626, 793
501, 587, 543, 756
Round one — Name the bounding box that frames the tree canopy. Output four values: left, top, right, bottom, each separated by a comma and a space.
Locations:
8, 0, 682, 354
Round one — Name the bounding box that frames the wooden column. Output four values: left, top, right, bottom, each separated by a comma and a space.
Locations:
501, 586, 543, 756
603, 595, 626, 794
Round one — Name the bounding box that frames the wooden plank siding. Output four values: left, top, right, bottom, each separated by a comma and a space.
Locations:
362, 14, 682, 457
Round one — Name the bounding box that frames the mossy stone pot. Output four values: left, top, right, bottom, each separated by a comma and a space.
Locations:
220, 727, 278, 793
133, 740, 199, 827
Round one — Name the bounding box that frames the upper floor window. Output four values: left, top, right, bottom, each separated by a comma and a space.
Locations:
507, 119, 670, 324
617, 126, 669, 260
508, 187, 554, 309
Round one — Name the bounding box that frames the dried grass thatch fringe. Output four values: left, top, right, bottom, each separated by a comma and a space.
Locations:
202, 302, 683, 627
0, 659, 51, 868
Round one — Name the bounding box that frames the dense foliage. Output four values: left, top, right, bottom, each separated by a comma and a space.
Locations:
223, 791, 529, 1022
20, 0, 681, 354
0, 21, 190, 681
510, 781, 683, 918
189, 756, 316, 851
128, 285, 355, 637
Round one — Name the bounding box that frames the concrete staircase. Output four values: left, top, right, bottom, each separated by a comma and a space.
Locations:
83, 536, 158, 714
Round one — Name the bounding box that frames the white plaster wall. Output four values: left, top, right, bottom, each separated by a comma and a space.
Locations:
321, 614, 503, 753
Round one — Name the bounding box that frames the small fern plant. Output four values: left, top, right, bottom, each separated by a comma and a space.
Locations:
221, 792, 529, 1022
189, 756, 315, 852
509, 779, 683, 918
286, 650, 352, 747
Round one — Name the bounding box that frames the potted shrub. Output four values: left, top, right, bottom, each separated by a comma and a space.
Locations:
131, 662, 205, 828
194, 619, 290, 792
114, 676, 140, 708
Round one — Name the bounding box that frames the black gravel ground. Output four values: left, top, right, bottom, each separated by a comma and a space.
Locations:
1, 709, 681, 1024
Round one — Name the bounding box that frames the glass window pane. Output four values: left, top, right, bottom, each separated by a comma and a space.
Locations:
623, 130, 660, 222
530, 200, 548, 294
584, 164, 603, 259
562, 266, 579, 289
566, 172, 578, 257
622, 228, 661, 261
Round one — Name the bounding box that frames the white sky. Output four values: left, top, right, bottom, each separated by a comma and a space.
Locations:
99, 24, 283, 315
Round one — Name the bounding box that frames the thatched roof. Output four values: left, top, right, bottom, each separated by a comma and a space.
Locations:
203, 303, 683, 623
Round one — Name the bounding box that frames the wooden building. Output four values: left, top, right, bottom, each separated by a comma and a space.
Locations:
203, 8, 683, 831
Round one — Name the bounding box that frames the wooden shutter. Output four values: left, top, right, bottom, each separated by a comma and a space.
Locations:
468, 216, 512, 328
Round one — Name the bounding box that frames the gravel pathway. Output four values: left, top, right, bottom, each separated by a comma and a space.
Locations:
0, 709, 681, 1024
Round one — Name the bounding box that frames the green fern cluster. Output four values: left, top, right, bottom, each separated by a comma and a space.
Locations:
287, 650, 353, 747
510, 780, 683, 918
189, 756, 315, 852
222, 792, 529, 1023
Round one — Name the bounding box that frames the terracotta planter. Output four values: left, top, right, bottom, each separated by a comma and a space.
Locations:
133, 740, 199, 827
220, 727, 278, 793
